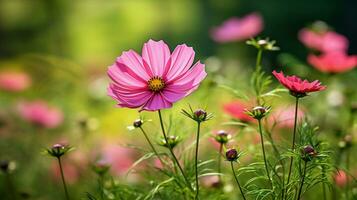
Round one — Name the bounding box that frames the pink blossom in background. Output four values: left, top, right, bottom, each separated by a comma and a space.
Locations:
17, 101, 63, 129
201, 175, 221, 188
270, 106, 305, 128
223, 101, 254, 122
107, 39, 206, 111
99, 145, 135, 176
0, 70, 31, 92
298, 29, 348, 53
334, 170, 348, 187
307, 51, 357, 74
211, 12, 263, 43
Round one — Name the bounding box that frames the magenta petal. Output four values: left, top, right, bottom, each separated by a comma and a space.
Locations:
165, 44, 195, 81
116, 50, 151, 81
142, 39, 170, 77
108, 64, 146, 89
108, 84, 152, 108
169, 61, 207, 86
142, 93, 172, 111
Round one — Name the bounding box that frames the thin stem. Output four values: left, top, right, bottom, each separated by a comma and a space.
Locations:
256, 49, 263, 70
286, 97, 299, 193
231, 162, 246, 200
157, 110, 193, 191
321, 166, 327, 200
195, 122, 201, 199
346, 148, 350, 199
218, 143, 223, 175
139, 127, 165, 166
297, 161, 307, 200
99, 175, 104, 200
57, 157, 70, 200
258, 119, 271, 182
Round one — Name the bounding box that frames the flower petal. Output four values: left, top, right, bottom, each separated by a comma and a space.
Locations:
141, 93, 172, 111
165, 44, 195, 81
142, 39, 170, 77
116, 50, 151, 81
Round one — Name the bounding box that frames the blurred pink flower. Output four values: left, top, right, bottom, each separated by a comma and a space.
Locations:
201, 175, 221, 188
307, 51, 357, 74
0, 70, 31, 92
99, 145, 135, 176
223, 101, 254, 122
334, 170, 348, 187
298, 29, 348, 53
108, 39, 206, 111
270, 106, 305, 128
211, 12, 263, 43
17, 100, 64, 129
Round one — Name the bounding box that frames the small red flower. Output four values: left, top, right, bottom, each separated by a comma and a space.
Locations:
307, 51, 357, 74
223, 100, 254, 122
272, 70, 326, 98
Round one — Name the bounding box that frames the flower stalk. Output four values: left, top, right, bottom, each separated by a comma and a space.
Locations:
57, 157, 70, 200
297, 161, 308, 200
138, 126, 165, 166
231, 162, 246, 200
258, 119, 271, 182
194, 121, 201, 199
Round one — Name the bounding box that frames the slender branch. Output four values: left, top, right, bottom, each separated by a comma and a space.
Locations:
58, 157, 70, 200
139, 127, 165, 166
195, 122, 201, 199
258, 119, 271, 182
297, 161, 307, 200
231, 162, 246, 200
218, 144, 223, 175
256, 49, 263, 70
157, 110, 193, 191
286, 97, 299, 196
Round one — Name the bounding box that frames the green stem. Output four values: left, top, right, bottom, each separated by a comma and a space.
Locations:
231, 162, 246, 200
99, 175, 104, 200
256, 49, 263, 70
286, 97, 299, 196
139, 127, 165, 166
157, 110, 193, 191
258, 119, 271, 182
297, 161, 307, 200
218, 143, 222, 176
346, 148, 350, 199
5, 173, 17, 200
58, 157, 70, 200
195, 122, 201, 199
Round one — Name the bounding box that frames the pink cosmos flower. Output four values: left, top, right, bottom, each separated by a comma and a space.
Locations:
307, 51, 357, 74
108, 39, 206, 111
211, 12, 263, 43
269, 106, 305, 128
17, 100, 64, 128
272, 70, 326, 97
223, 101, 254, 122
0, 70, 31, 92
334, 170, 348, 187
298, 29, 348, 53
99, 145, 135, 176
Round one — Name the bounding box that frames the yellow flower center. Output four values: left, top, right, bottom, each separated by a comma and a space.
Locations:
148, 76, 165, 92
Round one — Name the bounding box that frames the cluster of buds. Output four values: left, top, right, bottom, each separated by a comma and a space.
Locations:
214, 130, 231, 144
0, 160, 16, 174
338, 134, 353, 149
182, 107, 212, 123
159, 135, 181, 149
92, 161, 111, 176
300, 145, 318, 162
245, 106, 271, 120
246, 38, 280, 51
46, 144, 73, 158
225, 148, 241, 162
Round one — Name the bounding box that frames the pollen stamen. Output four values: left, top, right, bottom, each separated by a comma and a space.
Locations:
148, 76, 165, 92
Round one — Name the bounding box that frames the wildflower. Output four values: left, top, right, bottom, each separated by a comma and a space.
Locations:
92, 161, 111, 176
298, 22, 348, 53
334, 170, 348, 187
307, 51, 357, 74
300, 145, 317, 162
223, 101, 254, 122
214, 130, 231, 144
133, 119, 143, 128
0, 70, 31, 92
245, 106, 271, 120
159, 135, 181, 149
272, 70, 326, 98
211, 12, 263, 43
226, 148, 240, 162
107, 39, 206, 111
181, 107, 212, 123
99, 145, 135, 177
17, 100, 64, 129
46, 144, 73, 158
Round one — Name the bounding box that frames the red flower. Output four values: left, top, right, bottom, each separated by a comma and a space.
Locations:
272, 70, 326, 97
307, 51, 357, 74
223, 100, 254, 122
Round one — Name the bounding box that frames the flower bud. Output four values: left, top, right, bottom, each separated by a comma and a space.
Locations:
226, 148, 239, 162
160, 135, 181, 149
133, 119, 143, 128
92, 161, 111, 176
194, 109, 207, 122
246, 38, 279, 51
301, 145, 317, 162
245, 106, 271, 120
214, 130, 231, 144
46, 143, 72, 158
182, 107, 212, 123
